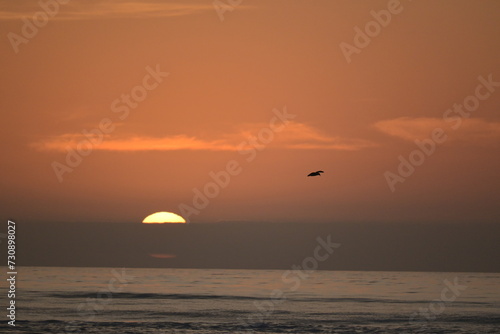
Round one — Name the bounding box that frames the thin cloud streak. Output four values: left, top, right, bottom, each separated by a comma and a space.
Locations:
374, 117, 500, 143
33, 121, 376, 152
0, 0, 217, 20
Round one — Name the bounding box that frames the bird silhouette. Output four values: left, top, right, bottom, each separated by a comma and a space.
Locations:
307, 170, 324, 177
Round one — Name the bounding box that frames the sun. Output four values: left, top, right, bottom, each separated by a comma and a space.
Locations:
142, 211, 186, 224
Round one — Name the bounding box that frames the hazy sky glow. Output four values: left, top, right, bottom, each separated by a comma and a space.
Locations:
1, 0, 499, 225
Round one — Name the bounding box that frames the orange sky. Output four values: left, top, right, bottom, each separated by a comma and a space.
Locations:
1, 0, 499, 224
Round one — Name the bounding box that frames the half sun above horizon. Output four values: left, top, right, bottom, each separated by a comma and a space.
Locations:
142, 211, 187, 224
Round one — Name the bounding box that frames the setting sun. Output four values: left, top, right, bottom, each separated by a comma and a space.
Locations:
142, 211, 186, 224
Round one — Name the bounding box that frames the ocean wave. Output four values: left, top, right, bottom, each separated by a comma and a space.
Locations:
43, 291, 498, 307
47, 291, 263, 301
5, 317, 500, 334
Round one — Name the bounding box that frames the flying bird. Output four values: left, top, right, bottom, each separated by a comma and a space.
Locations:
307, 170, 324, 177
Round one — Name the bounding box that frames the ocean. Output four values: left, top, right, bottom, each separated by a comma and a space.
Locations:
2, 267, 500, 333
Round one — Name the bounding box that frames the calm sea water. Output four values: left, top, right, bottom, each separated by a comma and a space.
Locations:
1, 267, 500, 333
